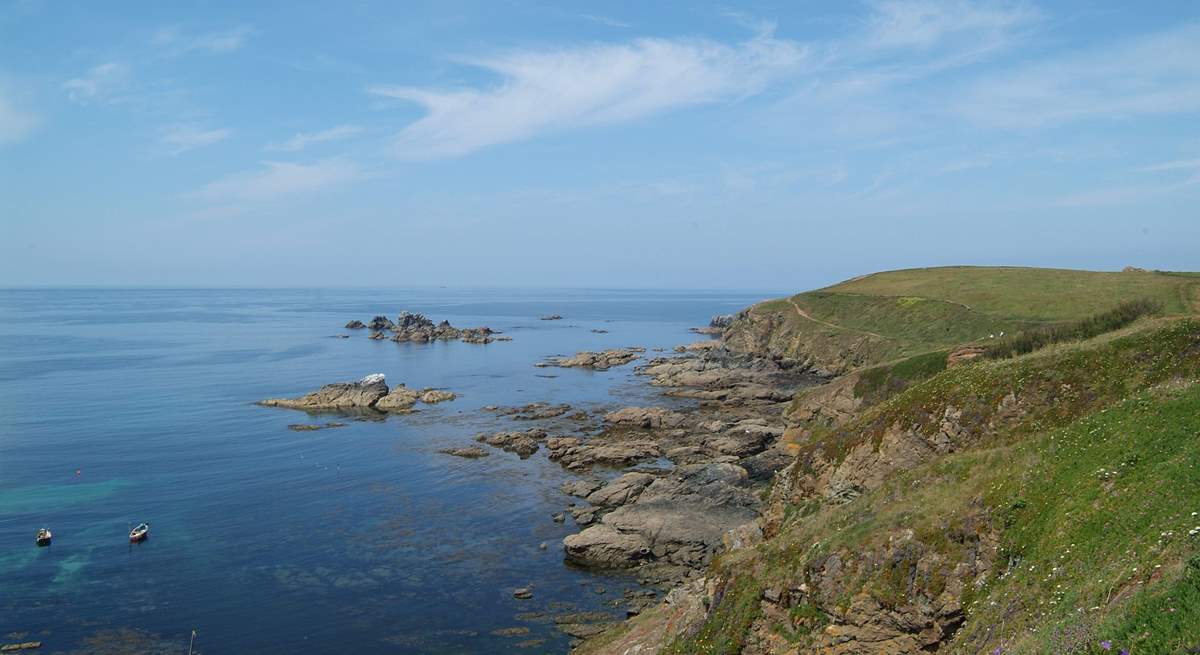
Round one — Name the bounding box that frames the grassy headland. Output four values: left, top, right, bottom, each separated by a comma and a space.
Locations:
591, 266, 1200, 655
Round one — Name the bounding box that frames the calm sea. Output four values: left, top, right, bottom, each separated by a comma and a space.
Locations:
0, 288, 773, 654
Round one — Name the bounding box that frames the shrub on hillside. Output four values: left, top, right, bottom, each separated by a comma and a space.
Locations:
984, 299, 1162, 360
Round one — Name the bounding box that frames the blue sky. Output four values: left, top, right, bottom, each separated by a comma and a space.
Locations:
1, 1, 1198, 289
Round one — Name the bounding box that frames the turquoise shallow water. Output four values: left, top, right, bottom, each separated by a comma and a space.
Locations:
0, 288, 773, 653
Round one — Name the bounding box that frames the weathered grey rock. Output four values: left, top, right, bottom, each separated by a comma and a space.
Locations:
586, 472, 656, 507
571, 507, 598, 526
564, 463, 760, 571
603, 407, 688, 430
563, 524, 650, 567
561, 479, 604, 498
420, 389, 457, 404
375, 385, 420, 411
546, 437, 661, 470
345, 320, 366, 329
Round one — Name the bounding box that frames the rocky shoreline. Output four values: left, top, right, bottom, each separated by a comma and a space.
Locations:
265, 312, 822, 649
428, 315, 824, 648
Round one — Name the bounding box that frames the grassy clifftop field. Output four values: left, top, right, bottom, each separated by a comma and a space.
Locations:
723, 266, 1200, 374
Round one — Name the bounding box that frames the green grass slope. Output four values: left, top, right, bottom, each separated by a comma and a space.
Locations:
827, 266, 1200, 320
724, 267, 1200, 374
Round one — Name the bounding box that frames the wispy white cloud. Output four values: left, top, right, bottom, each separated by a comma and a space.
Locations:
160, 125, 231, 155
369, 35, 809, 158
955, 23, 1200, 128
266, 125, 363, 152
581, 14, 629, 29
1054, 175, 1200, 208
151, 25, 254, 56
191, 158, 362, 202
1138, 157, 1200, 173
62, 62, 129, 103
0, 89, 37, 144
937, 155, 994, 174
862, 0, 1039, 52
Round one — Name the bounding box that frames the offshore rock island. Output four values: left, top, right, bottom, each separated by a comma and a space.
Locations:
345, 311, 501, 344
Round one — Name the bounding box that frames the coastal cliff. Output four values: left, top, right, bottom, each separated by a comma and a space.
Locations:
577, 266, 1200, 655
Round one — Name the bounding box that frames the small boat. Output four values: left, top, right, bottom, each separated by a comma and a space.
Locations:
129, 523, 150, 543
36, 528, 52, 547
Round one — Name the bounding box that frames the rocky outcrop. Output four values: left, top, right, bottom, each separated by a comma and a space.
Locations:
543, 347, 645, 370
476, 428, 546, 459
420, 389, 456, 403
258, 374, 390, 410
343, 311, 498, 344
563, 463, 760, 572
546, 436, 662, 471
721, 304, 884, 375
785, 372, 863, 429
259, 375, 456, 413
563, 525, 651, 568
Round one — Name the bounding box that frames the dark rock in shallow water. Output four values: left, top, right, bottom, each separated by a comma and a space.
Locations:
513, 587, 534, 599
487, 402, 573, 420
544, 347, 645, 370
490, 627, 530, 637
540, 314, 563, 320
475, 428, 546, 458
345, 320, 366, 329
438, 446, 489, 459
287, 422, 347, 431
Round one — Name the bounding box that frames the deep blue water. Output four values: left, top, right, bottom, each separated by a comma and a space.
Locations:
0, 288, 773, 654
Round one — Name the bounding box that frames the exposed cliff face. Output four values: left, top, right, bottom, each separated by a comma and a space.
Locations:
721, 305, 889, 376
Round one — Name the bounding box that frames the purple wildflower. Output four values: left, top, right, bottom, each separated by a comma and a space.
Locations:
1100, 641, 1112, 651
992, 648, 1002, 655
1119, 650, 1129, 655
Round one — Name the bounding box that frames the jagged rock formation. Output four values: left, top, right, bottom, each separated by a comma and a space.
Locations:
343, 311, 497, 344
